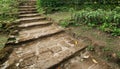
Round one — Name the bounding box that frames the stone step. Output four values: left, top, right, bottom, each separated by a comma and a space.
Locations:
19, 1, 36, 6
18, 0, 36, 2
19, 8, 37, 11
17, 25, 64, 42
1, 33, 86, 69
16, 16, 46, 23
25, 0, 36, 1
18, 11, 37, 14
19, 1, 36, 8
19, 6, 35, 8
19, 13, 41, 18
18, 21, 52, 28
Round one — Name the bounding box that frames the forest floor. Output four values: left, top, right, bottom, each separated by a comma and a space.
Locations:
0, 0, 120, 68
0, 10, 120, 69
0, 1, 89, 69
47, 12, 120, 69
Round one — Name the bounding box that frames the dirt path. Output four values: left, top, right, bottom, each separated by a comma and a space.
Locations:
0, 0, 115, 69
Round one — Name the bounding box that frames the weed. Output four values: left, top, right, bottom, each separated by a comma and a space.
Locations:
102, 47, 112, 52
0, 35, 8, 50
87, 45, 94, 51
73, 9, 120, 36
116, 51, 120, 59
59, 20, 69, 27
0, 0, 18, 32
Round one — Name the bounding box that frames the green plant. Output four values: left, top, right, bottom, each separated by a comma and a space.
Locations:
59, 20, 69, 27
102, 47, 112, 52
87, 45, 94, 51
114, 6, 120, 14
0, 0, 18, 50
116, 51, 120, 59
73, 9, 120, 36
0, 0, 18, 32
36, 0, 119, 13
0, 35, 8, 50
0, 0, 18, 17
36, 0, 44, 13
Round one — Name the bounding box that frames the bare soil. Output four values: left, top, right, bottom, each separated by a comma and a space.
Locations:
47, 12, 120, 69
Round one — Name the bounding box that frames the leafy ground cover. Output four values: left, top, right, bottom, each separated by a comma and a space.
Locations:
0, 34, 8, 50
37, 0, 120, 36
73, 8, 120, 36
36, 0, 120, 13
0, 0, 18, 32
0, 0, 18, 50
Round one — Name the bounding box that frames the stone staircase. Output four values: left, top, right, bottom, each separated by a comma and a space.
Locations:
0, 0, 87, 69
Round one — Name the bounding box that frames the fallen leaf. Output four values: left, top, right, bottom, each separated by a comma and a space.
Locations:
74, 41, 78, 45
92, 59, 98, 64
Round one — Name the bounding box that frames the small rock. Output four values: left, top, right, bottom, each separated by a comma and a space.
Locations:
83, 55, 90, 59
16, 63, 20, 67
80, 58, 84, 61
19, 59, 23, 62
9, 35, 15, 38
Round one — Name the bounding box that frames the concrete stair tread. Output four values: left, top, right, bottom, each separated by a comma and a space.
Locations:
1, 33, 86, 69
17, 25, 64, 42
18, 21, 52, 27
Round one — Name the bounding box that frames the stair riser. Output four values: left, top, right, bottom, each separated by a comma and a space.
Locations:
18, 7, 36, 9
19, 9, 37, 12
19, 10, 37, 13
20, 3, 36, 6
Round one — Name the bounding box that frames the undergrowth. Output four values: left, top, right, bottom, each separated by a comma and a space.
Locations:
73, 8, 120, 36
36, 0, 120, 36
0, 0, 18, 32
0, 0, 18, 50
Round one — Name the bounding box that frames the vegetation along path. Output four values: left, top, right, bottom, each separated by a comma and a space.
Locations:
0, 0, 116, 69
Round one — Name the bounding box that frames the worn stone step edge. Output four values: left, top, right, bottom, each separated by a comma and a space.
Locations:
8, 28, 64, 44
16, 16, 46, 22
18, 13, 41, 18
18, 21, 52, 28
45, 46, 87, 69
18, 11, 37, 14
19, 6, 35, 8
18, 28, 64, 43
6, 29, 63, 44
